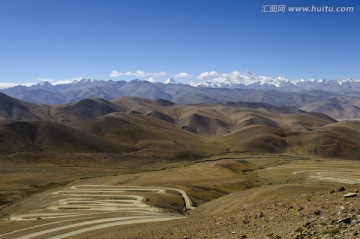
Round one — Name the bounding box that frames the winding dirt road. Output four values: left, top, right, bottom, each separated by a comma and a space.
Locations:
0, 185, 194, 239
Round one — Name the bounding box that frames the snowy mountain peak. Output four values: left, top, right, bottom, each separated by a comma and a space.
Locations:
38, 81, 53, 86
164, 78, 178, 84
77, 79, 97, 84
35, 81, 57, 90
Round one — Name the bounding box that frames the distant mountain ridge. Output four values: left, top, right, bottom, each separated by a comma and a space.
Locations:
187, 72, 360, 93
1, 78, 360, 119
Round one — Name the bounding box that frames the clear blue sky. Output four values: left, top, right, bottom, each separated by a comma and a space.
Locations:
0, 0, 359, 85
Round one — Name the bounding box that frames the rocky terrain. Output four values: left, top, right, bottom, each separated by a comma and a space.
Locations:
1, 153, 359, 239
91, 185, 360, 239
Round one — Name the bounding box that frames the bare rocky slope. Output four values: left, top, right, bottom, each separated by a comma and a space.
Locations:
97, 185, 360, 239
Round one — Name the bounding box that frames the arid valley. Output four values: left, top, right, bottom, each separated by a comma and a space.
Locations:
1, 0, 359, 238
1, 92, 360, 238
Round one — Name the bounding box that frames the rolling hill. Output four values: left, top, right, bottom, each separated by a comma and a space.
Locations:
288, 120, 360, 160
0, 93, 359, 160
0, 121, 132, 154
0, 92, 43, 122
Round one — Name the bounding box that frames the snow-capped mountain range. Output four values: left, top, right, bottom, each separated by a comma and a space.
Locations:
184, 71, 360, 92
1, 75, 360, 119
2, 70, 360, 93
2, 75, 360, 97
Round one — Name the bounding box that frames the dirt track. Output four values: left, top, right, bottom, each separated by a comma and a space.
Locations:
2, 157, 360, 239
0, 185, 191, 239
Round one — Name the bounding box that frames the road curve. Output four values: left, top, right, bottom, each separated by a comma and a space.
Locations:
1, 184, 194, 239
71, 185, 196, 210
14, 216, 184, 239
45, 216, 183, 239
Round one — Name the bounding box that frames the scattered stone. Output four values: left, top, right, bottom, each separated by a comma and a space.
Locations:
338, 186, 346, 192
338, 217, 351, 224
266, 234, 281, 239
56, 185, 360, 238
255, 211, 264, 218
335, 206, 346, 214
343, 193, 358, 198
314, 210, 321, 216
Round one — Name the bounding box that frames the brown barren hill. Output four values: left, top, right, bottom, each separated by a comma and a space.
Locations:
53, 98, 123, 120
0, 94, 359, 160
68, 112, 225, 159
0, 121, 132, 154
0, 92, 42, 122
288, 120, 360, 160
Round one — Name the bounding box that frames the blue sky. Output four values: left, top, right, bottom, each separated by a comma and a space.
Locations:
0, 0, 359, 86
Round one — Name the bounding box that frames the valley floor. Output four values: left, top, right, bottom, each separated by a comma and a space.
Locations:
0, 153, 360, 238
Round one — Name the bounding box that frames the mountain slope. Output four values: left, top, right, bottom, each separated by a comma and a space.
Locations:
288, 121, 360, 160
0, 92, 48, 122
68, 112, 225, 159
0, 121, 132, 154
1, 93, 359, 160
302, 96, 360, 119
56, 98, 123, 120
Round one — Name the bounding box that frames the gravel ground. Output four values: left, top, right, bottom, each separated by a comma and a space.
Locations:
76, 184, 360, 239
